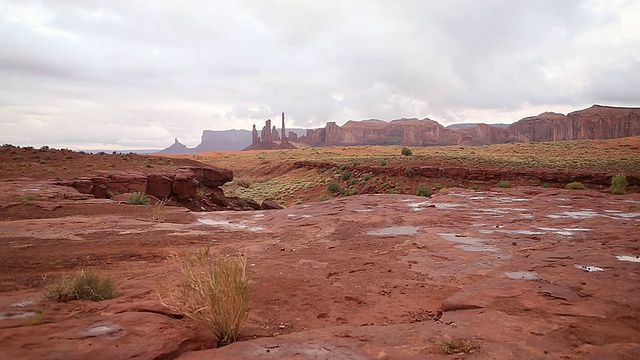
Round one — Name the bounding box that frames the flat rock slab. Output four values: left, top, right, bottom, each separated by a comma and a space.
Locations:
1, 187, 639, 359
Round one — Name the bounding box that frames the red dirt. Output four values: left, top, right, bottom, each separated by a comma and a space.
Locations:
1, 144, 639, 359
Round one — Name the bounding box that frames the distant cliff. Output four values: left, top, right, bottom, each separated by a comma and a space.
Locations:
157, 130, 252, 154
297, 105, 639, 147
161, 105, 639, 153
507, 105, 640, 142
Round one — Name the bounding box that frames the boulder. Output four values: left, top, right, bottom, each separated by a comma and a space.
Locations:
172, 170, 198, 199
146, 174, 174, 199
262, 200, 284, 210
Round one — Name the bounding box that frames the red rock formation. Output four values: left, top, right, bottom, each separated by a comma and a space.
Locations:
281, 112, 288, 144
297, 105, 639, 147
252, 125, 260, 144
507, 105, 640, 142
272, 126, 281, 141
261, 119, 272, 143
58, 166, 241, 211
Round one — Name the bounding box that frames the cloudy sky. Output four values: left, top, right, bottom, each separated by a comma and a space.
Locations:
1, 0, 639, 150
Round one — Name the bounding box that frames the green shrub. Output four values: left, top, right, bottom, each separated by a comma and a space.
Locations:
350, 178, 358, 186
362, 173, 372, 181
164, 248, 249, 345
45, 270, 118, 302
327, 182, 339, 193
542, 183, 550, 188
565, 182, 586, 190
20, 194, 36, 204
469, 185, 479, 191
380, 160, 387, 166
235, 199, 247, 207
405, 167, 415, 177
610, 174, 627, 194
401, 147, 413, 156
341, 172, 352, 181
339, 164, 347, 171
496, 180, 511, 188
127, 192, 150, 205
416, 185, 431, 197
433, 183, 443, 190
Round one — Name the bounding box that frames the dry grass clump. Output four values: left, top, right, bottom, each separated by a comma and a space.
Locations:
126, 191, 150, 205
45, 270, 118, 302
163, 247, 249, 345
437, 338, 481, 354
234, 177, 253, 188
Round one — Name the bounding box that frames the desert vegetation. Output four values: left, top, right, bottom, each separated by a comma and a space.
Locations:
611, 174, 628, 194
163, 248, 249, 345
44, 270, 118, 302
566, 182, 587, 190
127, 192, 150, 205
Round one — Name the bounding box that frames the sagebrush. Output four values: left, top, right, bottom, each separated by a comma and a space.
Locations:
164, 247, 249, 345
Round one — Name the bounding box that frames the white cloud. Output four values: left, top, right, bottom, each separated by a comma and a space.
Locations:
0, 0, 638, 149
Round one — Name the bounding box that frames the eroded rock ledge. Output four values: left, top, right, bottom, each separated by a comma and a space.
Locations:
57, 166, 282, 211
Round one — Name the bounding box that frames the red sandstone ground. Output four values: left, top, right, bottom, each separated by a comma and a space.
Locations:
0, 141, 639, 359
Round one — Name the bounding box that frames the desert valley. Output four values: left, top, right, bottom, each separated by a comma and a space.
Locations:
1, 104, 639, 359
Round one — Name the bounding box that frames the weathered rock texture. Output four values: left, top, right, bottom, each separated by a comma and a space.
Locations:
297, 105, 640, 147
56, 167, 282, 211
245, 113, 297, 150
507, 105, 640, 142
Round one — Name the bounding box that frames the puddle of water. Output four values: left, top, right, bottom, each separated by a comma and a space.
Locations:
287, 214, 313, 218
497, 230, 545, 235
547, 211, 601, 219
438, 233, 498, 252
505, 271, 541, 280
368, 226, 419, 236
615, 255, 640, 263
548, 211, 639, 220
11, 300, 35, 307
613, 212, 640, 218
253, 213, 265, 218
354, 209, 373, 212
198, 219, 265, 231
432, 203, 465, 209
574, 264, 605, 272
0, 311, 36, 320
80, 324, 124, 337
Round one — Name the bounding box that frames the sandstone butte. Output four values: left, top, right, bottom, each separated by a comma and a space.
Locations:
244, 105, 640, 149
0, 140, 639, 358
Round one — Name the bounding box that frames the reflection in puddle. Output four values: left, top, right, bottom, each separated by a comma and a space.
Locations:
11, 300, 35, 307
368, 226, 419, 236
198, 219, 265, 231
79, 324, 125, 337
615, 255, 640, 263
575, 264, 605, 272
505, 271, 541, 280
287, 214, 313, 218
438, 233, 498, 252
0, 311, 36, 320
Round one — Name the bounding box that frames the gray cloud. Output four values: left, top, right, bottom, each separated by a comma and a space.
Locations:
0, 0, 638, 149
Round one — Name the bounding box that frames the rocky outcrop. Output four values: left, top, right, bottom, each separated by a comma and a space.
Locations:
58, 166, 284, 211
297, 105, 639, 147
507, 105, 640, 142
245, 113, 298, 150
